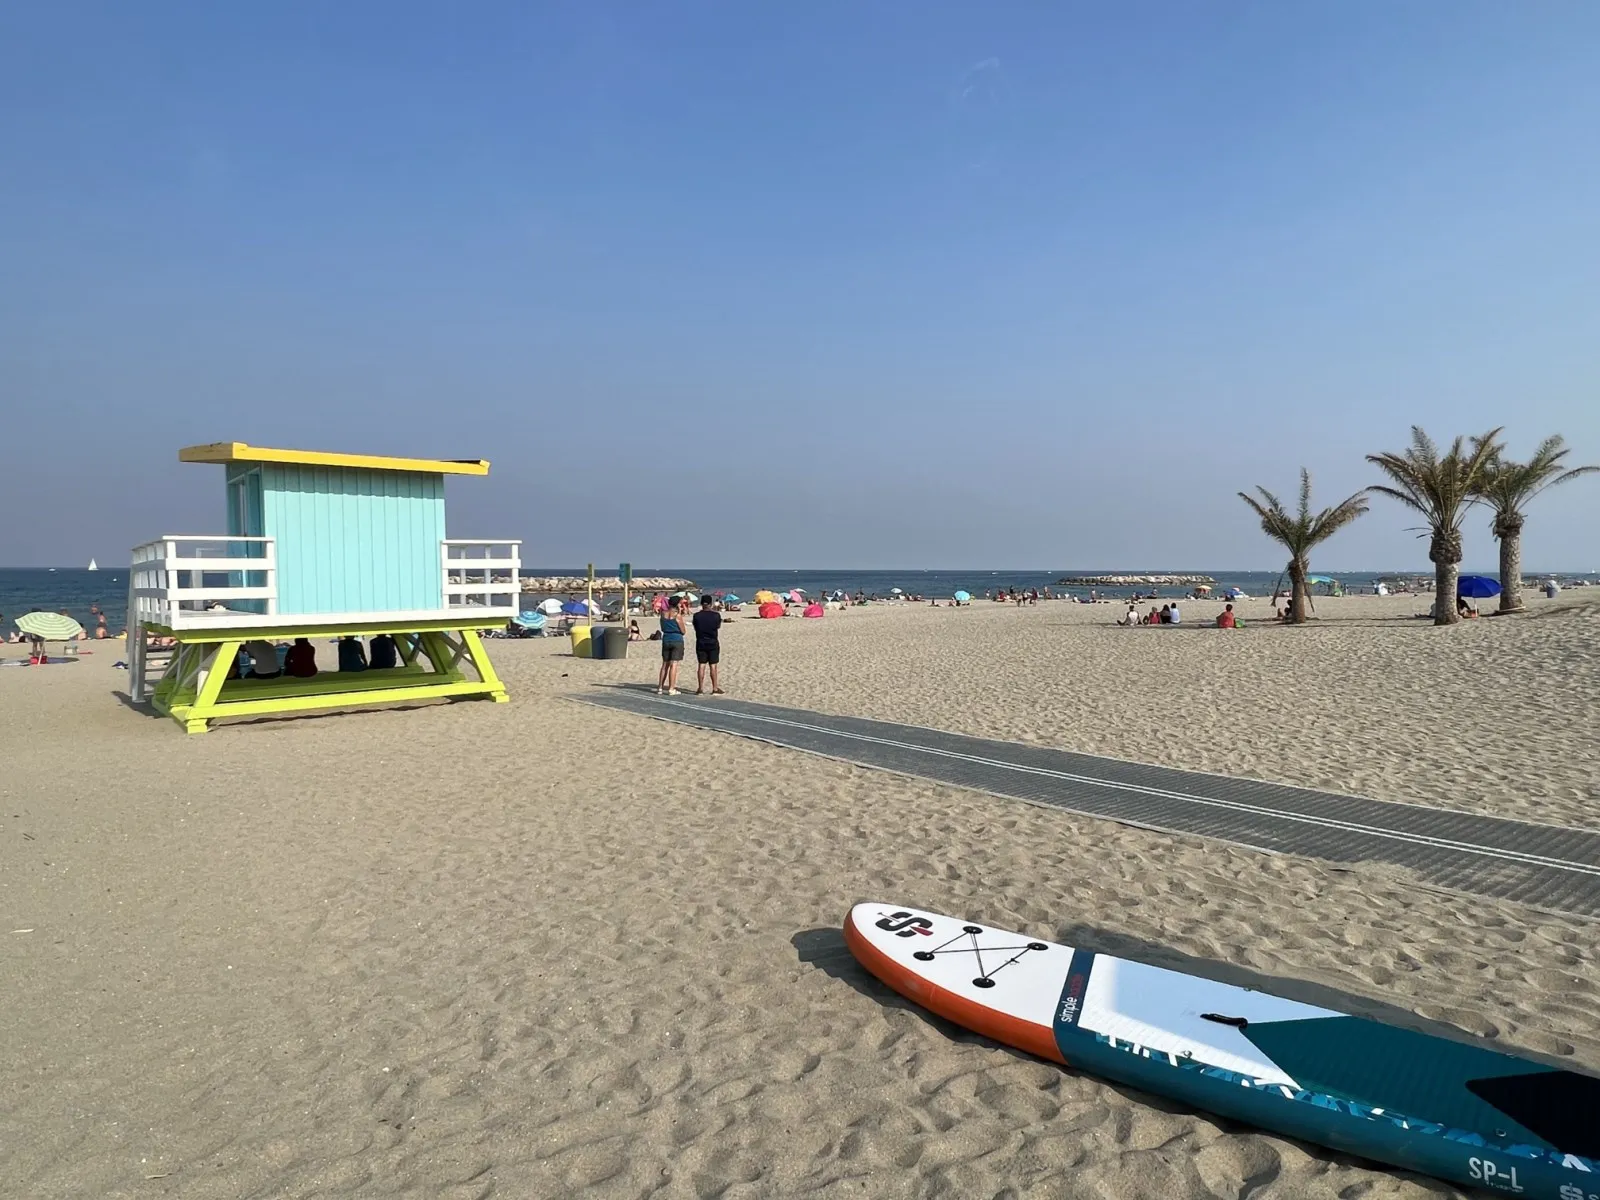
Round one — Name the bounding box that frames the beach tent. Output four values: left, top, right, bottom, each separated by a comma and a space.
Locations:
801, 602, 824, 618
758, 601, 784, 619
538, 598, 565, 615
1306, 574, 1343, 597
1225, 587, 1245, 600
754, 590, 778, 604
1457, 575, 1501, 599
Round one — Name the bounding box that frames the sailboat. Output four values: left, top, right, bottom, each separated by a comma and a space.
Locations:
87, 558, 98, 571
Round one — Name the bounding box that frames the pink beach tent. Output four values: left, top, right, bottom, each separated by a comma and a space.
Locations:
758, 601, 785, 619
801, 602, 824, 618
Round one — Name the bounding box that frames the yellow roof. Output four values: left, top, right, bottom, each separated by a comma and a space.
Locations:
178, 442, 490, 476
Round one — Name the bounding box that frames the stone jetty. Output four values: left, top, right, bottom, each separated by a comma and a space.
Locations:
1054, 574, 1216, 587
520, 575, 697, 593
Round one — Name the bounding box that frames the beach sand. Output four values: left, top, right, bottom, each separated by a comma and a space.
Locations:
3, 593, 1598, 1198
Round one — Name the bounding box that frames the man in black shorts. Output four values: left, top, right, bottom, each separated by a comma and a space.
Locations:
692, 594, 724, 695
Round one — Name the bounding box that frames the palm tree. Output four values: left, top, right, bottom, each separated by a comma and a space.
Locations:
1366, 427, 1502, 625
1471, 435, 1599, 613
1238, 469, 1369, 624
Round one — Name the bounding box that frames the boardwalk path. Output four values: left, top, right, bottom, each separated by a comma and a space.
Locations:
574, 688, 1600, 919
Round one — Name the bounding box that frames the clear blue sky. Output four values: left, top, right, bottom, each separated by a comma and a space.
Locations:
4, 3, 1598, 570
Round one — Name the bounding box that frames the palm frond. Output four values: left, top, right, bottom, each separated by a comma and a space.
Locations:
1472, 433, 1600, 524
1366, 426, 1503, 533
1240, 470, 1367, 559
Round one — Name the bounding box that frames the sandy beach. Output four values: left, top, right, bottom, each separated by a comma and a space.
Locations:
4, 593, 1599, 1199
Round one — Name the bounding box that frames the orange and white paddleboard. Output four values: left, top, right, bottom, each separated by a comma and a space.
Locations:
843, 901, 1326, 1081
843, 901, 1600, 1198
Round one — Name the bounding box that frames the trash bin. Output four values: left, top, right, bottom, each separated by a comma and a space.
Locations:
569, 624, 593, 658
603, 626, 629, 660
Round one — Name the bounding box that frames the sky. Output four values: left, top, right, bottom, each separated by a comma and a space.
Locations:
3, 3, 1598, 571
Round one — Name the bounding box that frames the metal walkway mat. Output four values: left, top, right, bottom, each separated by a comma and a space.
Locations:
574, 688, 1600, 919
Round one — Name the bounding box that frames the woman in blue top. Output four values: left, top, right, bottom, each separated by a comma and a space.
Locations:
657, 595, 687, 695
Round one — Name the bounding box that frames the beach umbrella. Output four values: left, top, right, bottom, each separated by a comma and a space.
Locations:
1225, 587, 1244, 600
722, 593, 741, 604
890, 587, 903, 595
538, 597, 564, 615
15, 612, 83, 641
953, 590, 971, 603
758, 601, 784, 619
513, 611, 547, 630
560, 600, 591, 616
787, 589, 805, 602
802, 602, 824, 618
1456, 575, 1501, 599
754, 590, 778, 604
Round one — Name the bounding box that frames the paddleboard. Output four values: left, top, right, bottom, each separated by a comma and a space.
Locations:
845, 902, 1600, 1197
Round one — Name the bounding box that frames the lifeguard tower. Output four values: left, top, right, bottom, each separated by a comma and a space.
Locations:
127, 442, 521, 733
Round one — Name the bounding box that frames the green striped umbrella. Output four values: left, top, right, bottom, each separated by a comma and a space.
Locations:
15, 612, 85, 641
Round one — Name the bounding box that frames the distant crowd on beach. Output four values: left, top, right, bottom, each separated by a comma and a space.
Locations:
2, 604, 119, 647
1114, 599, 1252, 628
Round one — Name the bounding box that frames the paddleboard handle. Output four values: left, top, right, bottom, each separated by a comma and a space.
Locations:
1200, 1013, 1250, 1029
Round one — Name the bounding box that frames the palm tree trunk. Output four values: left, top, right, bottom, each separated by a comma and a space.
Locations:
1289, 558, 1310, 624
1499, 531, 1524, 613
1434, 559, 1460, 625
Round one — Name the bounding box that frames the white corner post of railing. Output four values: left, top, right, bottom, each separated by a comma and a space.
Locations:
128, 535, 278, 629
441, 539, 522, 616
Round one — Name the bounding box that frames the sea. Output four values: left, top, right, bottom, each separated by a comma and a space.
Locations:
10, 566, 1592, 636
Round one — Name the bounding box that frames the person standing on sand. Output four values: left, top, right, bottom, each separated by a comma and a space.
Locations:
692, 594, 724, 695
657, 595, 686, 695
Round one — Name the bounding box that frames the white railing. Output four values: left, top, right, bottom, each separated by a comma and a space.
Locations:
130, 535, 277, 629
442, 539, 521, 616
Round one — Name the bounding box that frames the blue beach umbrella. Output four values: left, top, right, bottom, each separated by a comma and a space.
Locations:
513, 611, 547, 629
953, 590, 971, 603
722, 594, 741, 604
1456, 575, 1501, 599
561, 600, 591, 616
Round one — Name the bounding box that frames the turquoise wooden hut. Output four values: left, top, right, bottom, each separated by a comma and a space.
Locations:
127, 442, 521, 733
